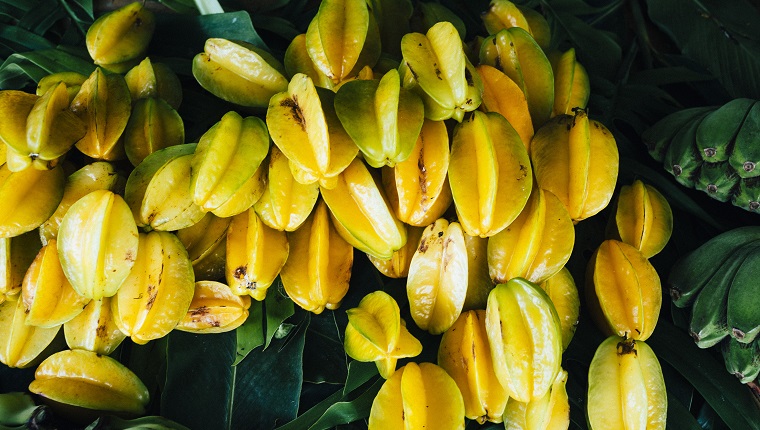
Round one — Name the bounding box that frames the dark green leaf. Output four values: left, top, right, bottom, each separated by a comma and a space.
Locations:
233, 300, 264, 366
629, 66, 714, 87
126, 337, 168, 413
230, 322, 305, 430
149, 10, 268, 60
667, 392, 703, 430
156, 0, 198, 15
265, 281, 295, 348
647, 0, 760, 99
162, 323, 305, 430
543, 7, 622, 79
85, 415, 190, 430
540, 0, 612, 16
16, 1, 64, 36
303, 311, 348, 384
648, 320, 760, 430
161, 331, 237, 428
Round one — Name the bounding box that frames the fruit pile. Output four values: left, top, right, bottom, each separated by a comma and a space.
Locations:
0, 0, 680, 428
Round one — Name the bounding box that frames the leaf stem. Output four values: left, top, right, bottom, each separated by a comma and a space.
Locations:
194, 0, 224, 15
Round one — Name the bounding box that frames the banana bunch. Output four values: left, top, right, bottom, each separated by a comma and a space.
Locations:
669, 226, 760, 384
643, 98, 760, 213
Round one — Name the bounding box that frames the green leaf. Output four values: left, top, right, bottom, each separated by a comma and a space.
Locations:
0, 47, 95, 90
0, 54, 48, 89
162, 324, 306, 430
648, 320, 760, 430
233, 300, 264, 366
150, 10, 268, 60
265, 281, 295, 348
0, 393, 36, 427
14, 1, 67, 37
274, 389, 344, 430
250, 15, 301, 42
275, 371, 382, 430
343, 361, 378, 395
647, 0, 760, 99
84, 415, 191, 430
307, 378, 382, 430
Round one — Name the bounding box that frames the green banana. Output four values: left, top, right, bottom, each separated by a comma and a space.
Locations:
729, 101, 760, 178
695, 98, 754, 163
642, 106, 713, 162
726, 247, 760, 343
688, 243, 759, 348
733, 177, 760, 213
721, 337, 760, 384
695, 161, 740, 203
669, 227, 760, 307
662, 110, 710, 188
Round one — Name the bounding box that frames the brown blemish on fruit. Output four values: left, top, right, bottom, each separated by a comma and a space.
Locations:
407, 63, 419, 81
465, 68, 474, 87
191, 306, 210, 317
234, 266, 246, 279
146, 284, 157, 310
96, 324, 107, 338
517, 164, 528, 180
125, 250, 135, 262
280, 97, 305, 131
418, 237, 429, 253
